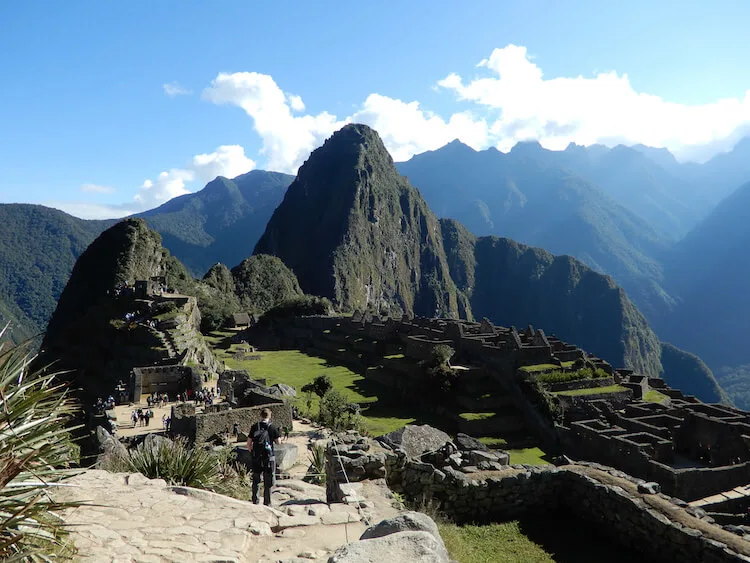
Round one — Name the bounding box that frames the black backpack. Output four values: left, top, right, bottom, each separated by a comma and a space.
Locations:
251, 422, 273, 463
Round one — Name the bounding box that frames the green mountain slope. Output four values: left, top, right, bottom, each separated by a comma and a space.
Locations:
396, 141, 676, 320
0, 204, 113, 342
137, 170, 294, 276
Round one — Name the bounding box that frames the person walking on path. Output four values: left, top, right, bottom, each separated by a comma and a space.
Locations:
247, 408, 281, 506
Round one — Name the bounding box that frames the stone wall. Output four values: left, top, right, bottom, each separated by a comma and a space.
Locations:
131, 365, 197, 400
193, 402, 292, 443
383, 457, 750, 562
323, 432, 750, 562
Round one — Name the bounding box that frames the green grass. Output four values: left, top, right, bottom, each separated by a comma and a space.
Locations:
519, 364, 561, 373
508, 447, 550, 465
438, 518, 654, 563
477, 436, 508, 448
439, 521, 555, 562
519, 361, 577, 374
214, 347, 416, 435
459, 411, 496, 421
643, 389, 669, 403
553, 385, 627, 397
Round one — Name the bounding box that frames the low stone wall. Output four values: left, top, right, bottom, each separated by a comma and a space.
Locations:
191, 403, 292, 443
382, 456, 750, 562
545, 376, 615, 393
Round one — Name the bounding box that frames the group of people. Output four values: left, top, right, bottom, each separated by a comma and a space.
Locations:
146, 392, 169, 408
192, 387, 215, 408
94, 395, 116, 413
130, 407, 155, 427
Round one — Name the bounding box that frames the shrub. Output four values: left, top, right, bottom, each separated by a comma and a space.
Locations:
535, 367, 608, 384
301, 374, 332, 398
306, 443, 326, 485
126, 437, 221, 489
420, 345, 458, 396
0, 335, 81, 560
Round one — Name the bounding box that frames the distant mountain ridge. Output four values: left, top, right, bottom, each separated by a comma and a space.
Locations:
396, 140, 676, 320
136, 169, 294, 276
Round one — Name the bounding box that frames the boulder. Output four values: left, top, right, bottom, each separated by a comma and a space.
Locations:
327, 531, 449, 563
454, 433, 489, 452
95, 425, 128, 462
269, 383, 297, 398
376, 425, 451, 459
275, 443, 299, 471
361, 512, 445, 550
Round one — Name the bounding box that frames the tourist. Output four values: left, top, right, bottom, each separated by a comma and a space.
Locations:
247, 408, 281, 506
232, 422, 239, 439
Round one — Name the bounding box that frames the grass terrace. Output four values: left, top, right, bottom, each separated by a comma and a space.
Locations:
439, 517, 655, 563
553, 384, 628, 397
644, 389, 669, 403
535, 367, 608, 384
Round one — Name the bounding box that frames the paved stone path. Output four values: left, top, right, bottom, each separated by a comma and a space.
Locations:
53, 469, 398, 563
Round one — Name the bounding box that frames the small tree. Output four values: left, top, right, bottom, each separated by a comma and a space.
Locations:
301, 375, 332, 399
421, 344, 457, 396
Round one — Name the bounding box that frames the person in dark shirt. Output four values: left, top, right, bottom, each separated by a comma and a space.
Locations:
247, 408, 281, 505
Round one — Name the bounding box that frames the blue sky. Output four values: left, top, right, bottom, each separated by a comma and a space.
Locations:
2, 1, 750, 218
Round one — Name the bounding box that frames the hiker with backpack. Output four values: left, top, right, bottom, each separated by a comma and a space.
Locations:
247, 408, 281, 506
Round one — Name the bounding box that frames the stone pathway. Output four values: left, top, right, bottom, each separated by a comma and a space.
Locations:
53, 469, 399, 563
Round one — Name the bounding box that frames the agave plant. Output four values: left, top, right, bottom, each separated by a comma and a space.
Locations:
126, 437, 221, 490
0, 328, 81, 561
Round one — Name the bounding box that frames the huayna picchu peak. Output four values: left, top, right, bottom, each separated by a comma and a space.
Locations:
254, 124, 720, 393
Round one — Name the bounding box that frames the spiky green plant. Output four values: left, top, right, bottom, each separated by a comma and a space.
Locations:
0, 329, 81, 561
126, 437, 221, 489
307, 443, 326, 485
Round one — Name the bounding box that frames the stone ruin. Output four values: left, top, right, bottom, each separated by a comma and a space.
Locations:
325, 426, 750, 562
130, 365, 199, 403
242, 311, 750, 524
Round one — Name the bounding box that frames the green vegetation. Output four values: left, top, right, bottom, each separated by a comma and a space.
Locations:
420, 344, 458, 396
139, 171, 294, 276
660, 343, 728, 404
519, 364, 565, 374
439, 521, 555, 562
231, 254, 303, 313
509, 447, 550, 465
459, 412, 496, 421
553, 385, 628, 397
535, 367, 609, 384
0, 338, 81, 560
114, 437, 221, 489
438, 516, 652, 563
0, 204, 113, 343
643, 389, 669, 403
477, 436, 508, 448
216, 347, 415, 435
306, 443, 326, 485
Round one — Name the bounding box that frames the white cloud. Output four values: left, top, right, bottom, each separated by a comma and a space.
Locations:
203, 72, 489, 171
351, 94, 488, 161
47, 201, 138, 220
190, 145, 256, 183
437, 44, 750, 159
134, 145, 256, 208
287, 94, 305, 112
80, 183, 115, 194
203, 72, 345, 173
163, 81, 192, 97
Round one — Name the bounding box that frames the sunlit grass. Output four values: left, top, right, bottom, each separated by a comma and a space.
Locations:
553, 384, 628, 397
